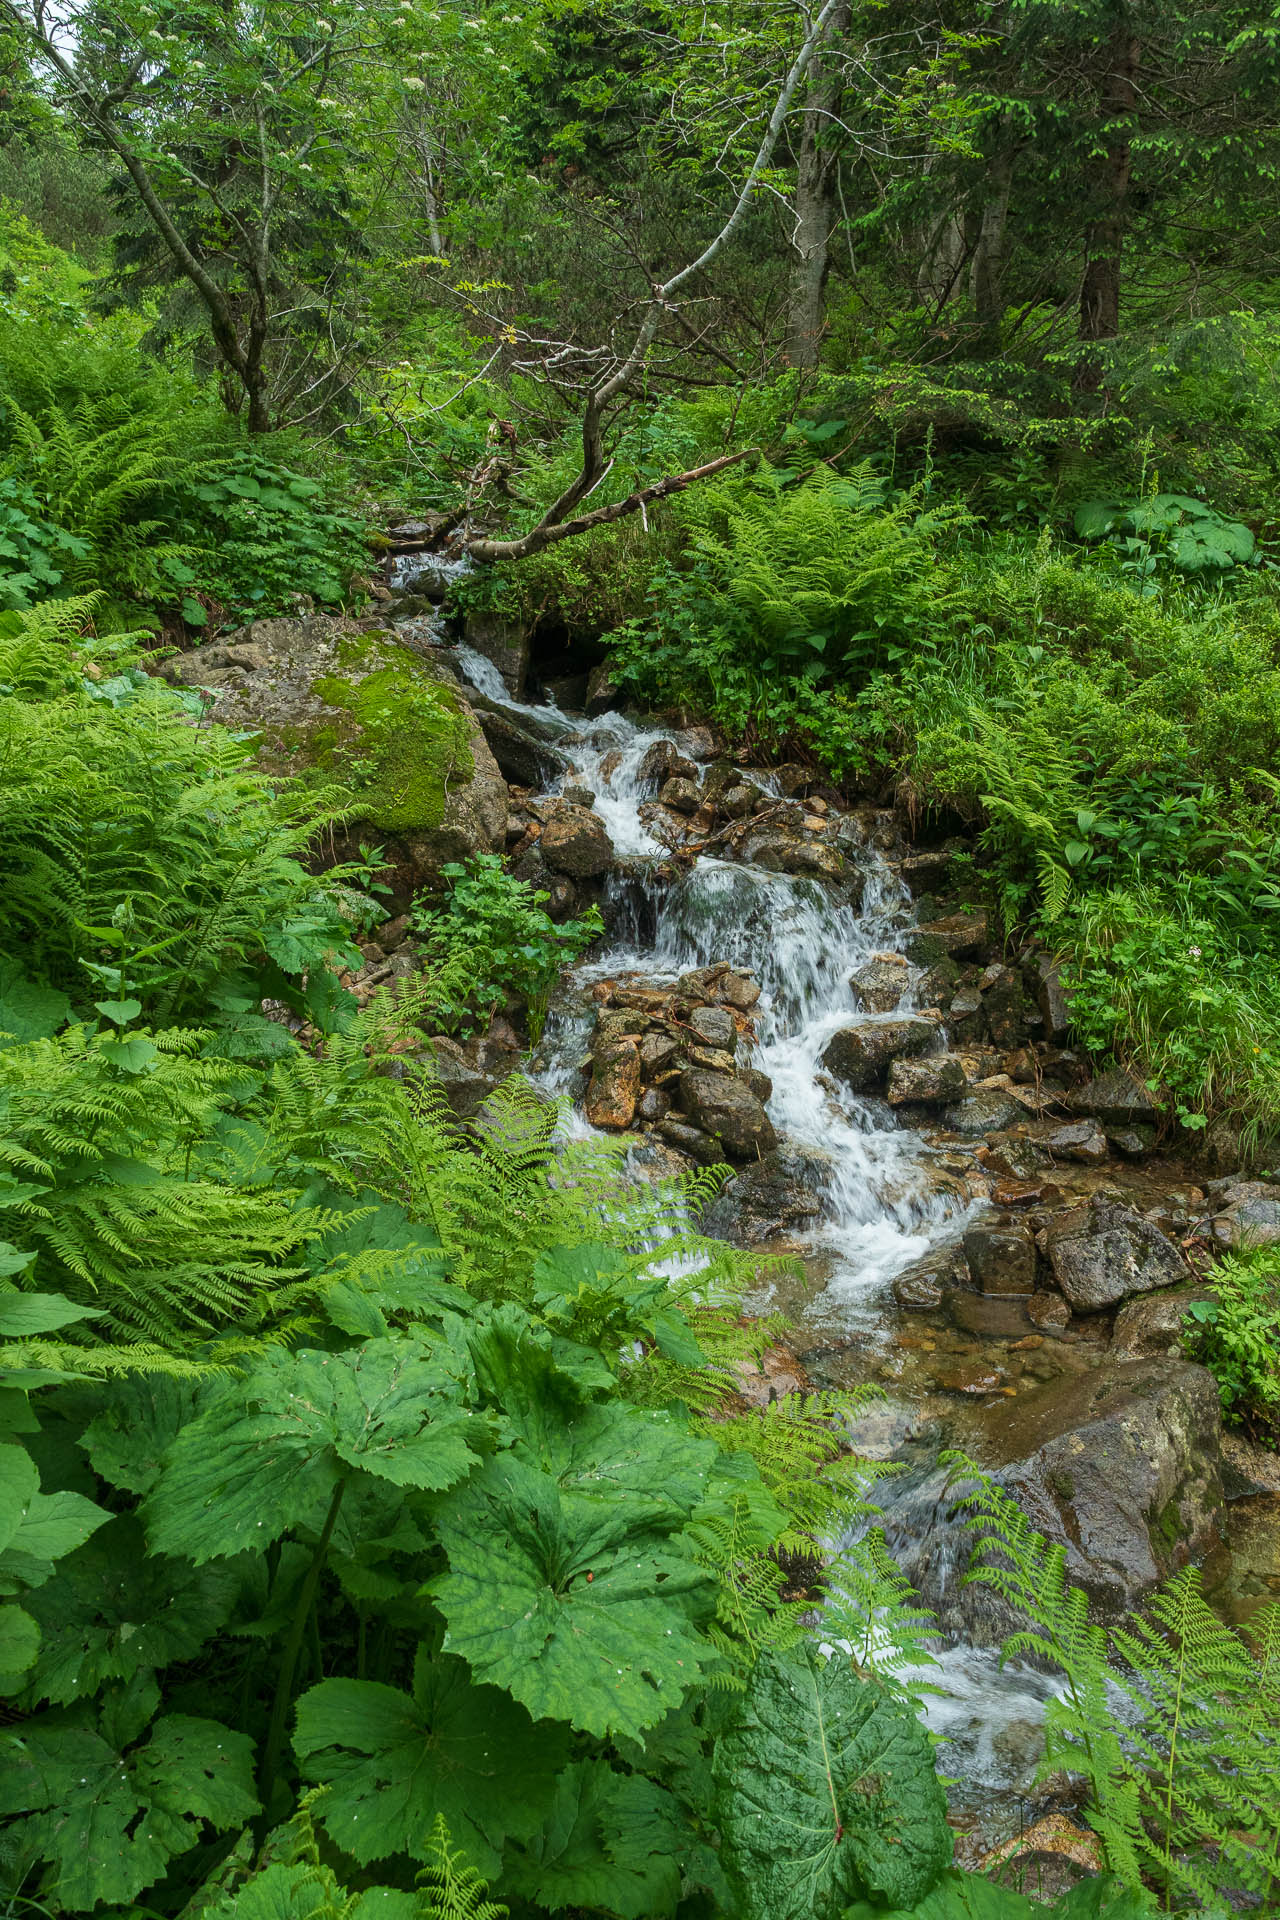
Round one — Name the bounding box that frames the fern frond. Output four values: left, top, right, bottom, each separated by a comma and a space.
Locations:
413, 1816, 507, 1920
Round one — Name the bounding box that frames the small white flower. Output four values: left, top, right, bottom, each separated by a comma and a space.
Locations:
1189, 946, 1202, 958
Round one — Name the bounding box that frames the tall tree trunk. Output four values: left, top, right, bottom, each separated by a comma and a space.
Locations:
970, 141, 1016, 353
1077, 26, 1139, 382
783, 0, 850, 369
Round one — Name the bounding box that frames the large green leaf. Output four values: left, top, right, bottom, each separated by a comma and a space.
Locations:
715, 1645, 952, 1920
0, 1698, 257, 1908
145, 1334, 483, 1563
432, 1446, 715, 1738
501, 1760, 686, 1918
0, 1442, 109, 1596
20, 1515, 242, 1704
294, 1648, 567, 1874
81, 1375, 201, 1495
0, 963, 71, 1048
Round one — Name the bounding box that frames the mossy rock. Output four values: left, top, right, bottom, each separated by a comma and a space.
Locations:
187, 614, 507, 903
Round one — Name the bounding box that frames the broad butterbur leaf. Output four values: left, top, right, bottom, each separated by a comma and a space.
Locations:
501, 1760, 686, 1918
294, 1648, 566, 1874
146, 1334, 483, 1563
20, 1515, 242, 1703
432, 1440, 716, 1738
0, 1699, 257, 1908
715, 1644, 952, 1920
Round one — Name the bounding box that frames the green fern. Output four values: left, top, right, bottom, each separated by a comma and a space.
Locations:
414, 1816, 508, 1920
950, 1459, 1280, 1911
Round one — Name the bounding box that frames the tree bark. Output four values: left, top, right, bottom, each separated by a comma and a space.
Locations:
1077, 26, 1139, 378
970, 141, 1016, 352
783, 0, 850, 369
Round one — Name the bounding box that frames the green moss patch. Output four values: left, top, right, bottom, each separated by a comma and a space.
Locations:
305, 643, 474, 833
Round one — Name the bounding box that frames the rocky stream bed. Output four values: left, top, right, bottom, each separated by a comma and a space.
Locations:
177, 544, 1280, 1871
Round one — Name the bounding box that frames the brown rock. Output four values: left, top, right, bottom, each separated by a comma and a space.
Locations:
678, 1069, 777, 1158
539, 803, 615, 878
1027, 1291, 1072, 1331
821, 1018, 935, 1092
585, 1039, 641, 1129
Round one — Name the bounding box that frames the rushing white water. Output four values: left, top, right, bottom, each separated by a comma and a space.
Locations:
444, 659, 964, 1323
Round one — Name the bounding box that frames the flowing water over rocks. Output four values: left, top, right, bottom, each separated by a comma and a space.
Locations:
379, 555, 1265, 1853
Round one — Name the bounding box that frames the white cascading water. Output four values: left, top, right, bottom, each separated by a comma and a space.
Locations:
444, 656, 963, 1323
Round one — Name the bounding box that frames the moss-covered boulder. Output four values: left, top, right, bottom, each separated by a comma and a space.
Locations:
176, 616, 507, 903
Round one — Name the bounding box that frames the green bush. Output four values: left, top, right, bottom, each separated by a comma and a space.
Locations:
1185, 1247, 1280, 1442
411, 854, 602, 1039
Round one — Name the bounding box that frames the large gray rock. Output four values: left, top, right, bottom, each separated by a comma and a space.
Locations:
887, 1054, 967, 1106
1111, 1286, 1213, 1358
677, 1069, 777, 1159
905, 909, 990, 963
702, 1147, 828, 1245
1046, 1197, 1185, 1311
980, 1359, 1224, 1620
462, 610, 530, 697
538, 802, 615, 878
942, 1089, 1026, 1136
883, 1359, 1224, 1633
963, 1215, 1036, 1295
820, 1018, 935, 1093
477, 709, 568, 790
737, 827, 848, 885
688, 1005, 737, 1053
181, 617, 506, 906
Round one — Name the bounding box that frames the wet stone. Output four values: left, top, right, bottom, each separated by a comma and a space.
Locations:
821, 1017, 935, 1093
1026, 1291, 1072, 1331
688, 1005, 737, 1052
1041, 1119, 1109, 1165
963, 1216, 1036, 1295
849, 954, 909, 1013
656, 1118, 726, 1166
887, 1054, 967, 1106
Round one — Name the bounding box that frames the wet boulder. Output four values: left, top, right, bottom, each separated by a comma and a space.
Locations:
979, 965, 1031, 1049
462, 610, 530, 697
637, 740, 696, 792
905, 908, 991, 963
538, 802, 615, 878
702, 1147, 828, 1245
883, 1357, 1223, 1634
659, 775, 702, 814
687, 1005, 737, 1053
677, 1069, 777, 1159
849, 955, 909, 1014
657, 1118, 727, 1166
678, 964, 761, 1011
979, 1358, 1224, 1620
1209, 1181, 1280, 1248
962, 1214, 1036, 1295
942, 1088, 1026, 1136
820, 1017, 935, 1093
584, 659, 622, 716
1045, 1196, 1185, 1311
184, 616, 506, 906
1111, 1286, 1213, 1358
1040, 1119, 1109, 1165
421, 1034, 499, 1120
887, 1054, 967, 1106
477, 708, 569, 789
737, 826, 848, 884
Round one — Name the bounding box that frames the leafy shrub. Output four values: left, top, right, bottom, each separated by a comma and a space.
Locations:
1185, 1247, 1280, 1442
0, 473, 85, 607
171, 449, 372, 619
1074, 492, 1257, 579
410, 854, 602, 1038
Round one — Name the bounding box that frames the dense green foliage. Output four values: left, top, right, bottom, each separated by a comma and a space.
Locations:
410, 856, 603, 1040
1185, 1249, 1280, 1443
3, 0, 1280, 1908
